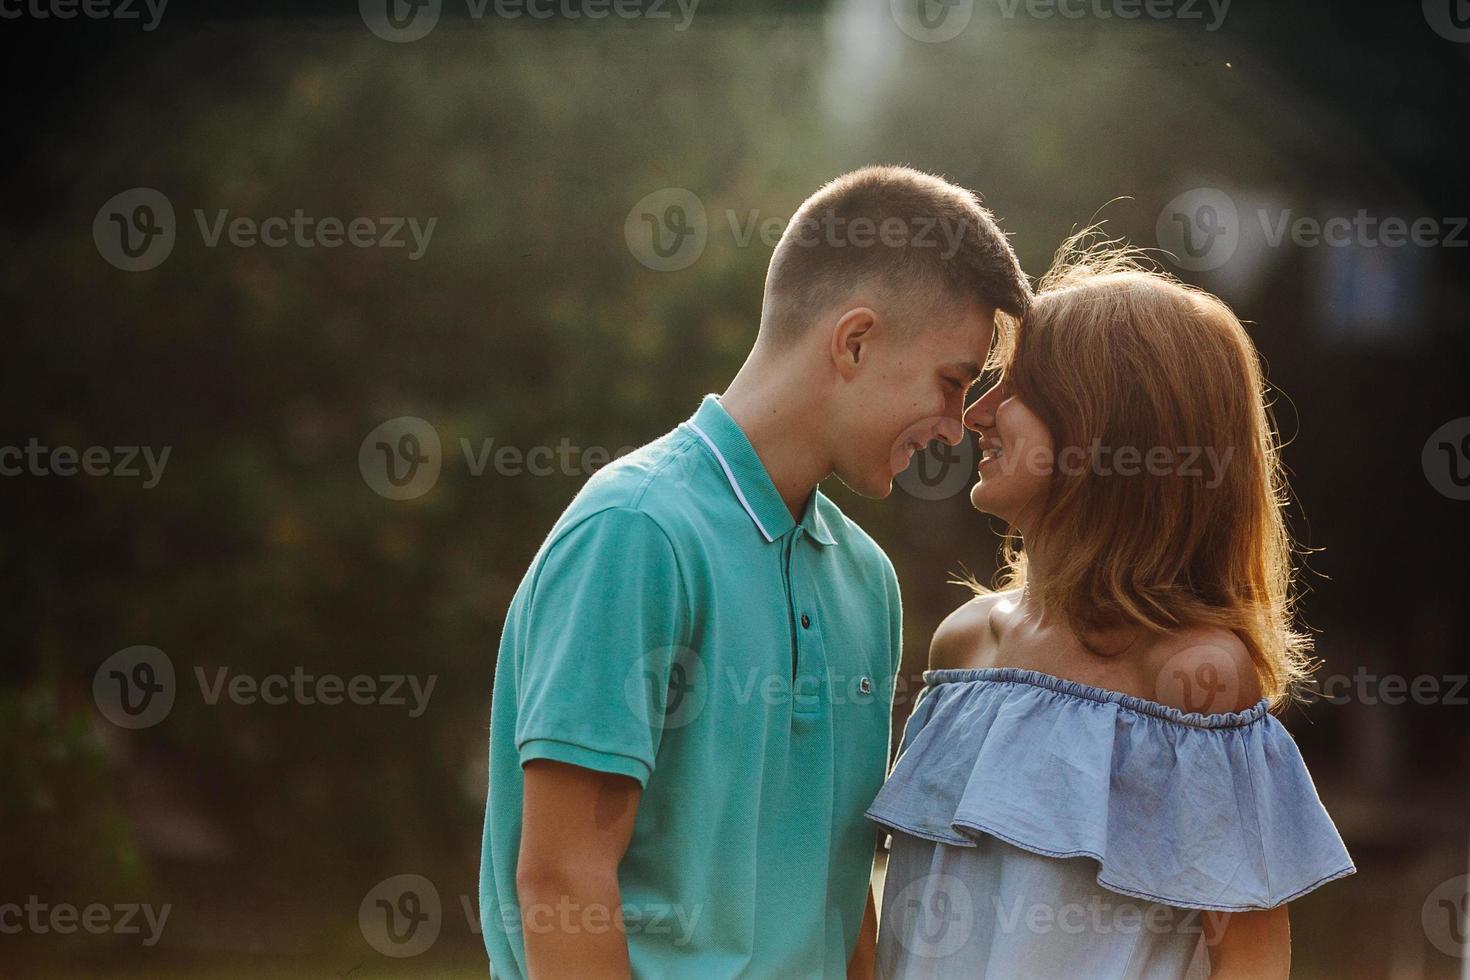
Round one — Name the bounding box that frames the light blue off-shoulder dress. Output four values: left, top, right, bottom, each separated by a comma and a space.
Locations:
865, 668, 1355, 979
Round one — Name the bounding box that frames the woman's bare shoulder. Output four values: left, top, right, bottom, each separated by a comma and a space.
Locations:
928, 589, 1021, 671
1142, 625, 1264, 714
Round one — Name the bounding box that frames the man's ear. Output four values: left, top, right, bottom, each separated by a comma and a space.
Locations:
830, 307, 877, 380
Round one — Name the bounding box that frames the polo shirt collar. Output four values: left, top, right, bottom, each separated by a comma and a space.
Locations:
685, 394, 836, 547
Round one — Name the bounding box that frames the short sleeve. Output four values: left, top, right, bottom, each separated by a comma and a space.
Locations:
514, 507, 687, 787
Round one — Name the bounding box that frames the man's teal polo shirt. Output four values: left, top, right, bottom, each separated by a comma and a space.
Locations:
479, 394, 902, 978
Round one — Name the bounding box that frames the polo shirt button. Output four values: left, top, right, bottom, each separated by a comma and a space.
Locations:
800, 613, 811, 629
859, 677, 872, 695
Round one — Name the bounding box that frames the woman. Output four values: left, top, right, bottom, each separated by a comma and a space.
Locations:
866, 239, 1355, 978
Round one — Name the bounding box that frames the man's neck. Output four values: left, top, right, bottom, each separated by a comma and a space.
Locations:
718, 355, 831, 523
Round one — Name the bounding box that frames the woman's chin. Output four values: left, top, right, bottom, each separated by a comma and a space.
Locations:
968, 481, 986, 511
969, 480, 1005, 518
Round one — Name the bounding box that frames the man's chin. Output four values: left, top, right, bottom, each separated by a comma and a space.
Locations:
831, 470, 895, 500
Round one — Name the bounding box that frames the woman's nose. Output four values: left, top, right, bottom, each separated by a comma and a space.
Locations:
963, 400, 983, 432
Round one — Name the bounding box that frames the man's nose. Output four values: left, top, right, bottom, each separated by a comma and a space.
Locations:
935, 416, 965, 446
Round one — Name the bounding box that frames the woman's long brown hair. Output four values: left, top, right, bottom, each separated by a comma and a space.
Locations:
978, 233, 1314, 705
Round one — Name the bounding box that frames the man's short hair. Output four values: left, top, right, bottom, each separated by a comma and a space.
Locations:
759, 165, 1031, 344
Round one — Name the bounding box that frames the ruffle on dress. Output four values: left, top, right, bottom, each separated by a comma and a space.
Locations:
866, 668, 1355, 911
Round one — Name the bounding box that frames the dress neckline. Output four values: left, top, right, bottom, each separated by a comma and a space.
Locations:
922, 666, 1271, 729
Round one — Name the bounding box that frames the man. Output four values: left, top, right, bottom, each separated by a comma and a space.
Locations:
479, 165, 1030, 978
